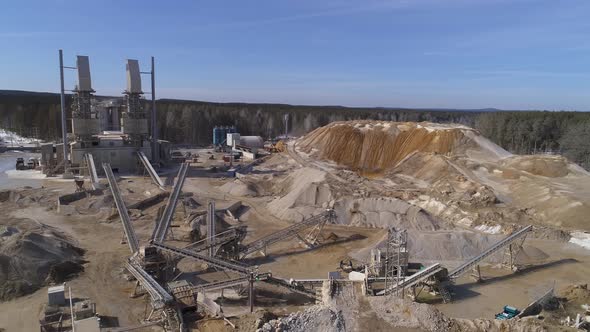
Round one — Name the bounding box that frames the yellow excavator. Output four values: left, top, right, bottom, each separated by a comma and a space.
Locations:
266, 140, 286, 153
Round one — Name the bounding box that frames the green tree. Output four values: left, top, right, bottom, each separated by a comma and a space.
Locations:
560, 122, 590, 169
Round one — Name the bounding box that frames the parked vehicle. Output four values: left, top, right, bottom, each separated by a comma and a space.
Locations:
15, 157, 26, 170
495, 305, 520, 320
27, 157, 38, 169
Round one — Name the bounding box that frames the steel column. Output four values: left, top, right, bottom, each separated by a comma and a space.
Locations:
58, 50, 69, 170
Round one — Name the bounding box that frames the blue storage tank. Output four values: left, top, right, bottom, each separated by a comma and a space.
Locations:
213, 126, 220, 145
213, 125, 236, 146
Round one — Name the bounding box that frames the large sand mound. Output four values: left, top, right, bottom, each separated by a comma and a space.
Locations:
293, 120, 590, 230
298, 121, 510, 172
0, 218, 85, 301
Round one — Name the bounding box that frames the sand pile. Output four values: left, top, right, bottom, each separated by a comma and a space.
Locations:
350, 229, 508, 264
0, 218, 85, 301
503, 155, 570, 178
220, 179, 259, 196
268, 167, 332, 221
334, 197, 442, 230
0, 188, 57, 208
297, 121, 497, 172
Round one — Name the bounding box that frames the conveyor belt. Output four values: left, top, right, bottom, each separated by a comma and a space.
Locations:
377, 263, 443, 296
194, 276, 251, 293
125, 261, 173, 306
152, 163, 189, 242
137, 151, 165, 189
184, 227, 246, 255
103, 163, 139, 254
84, 153, 99, 189
264, 276, 318, 299
152, 241, 251, 275
240, 209, 334, 258
448, 225, 533, 279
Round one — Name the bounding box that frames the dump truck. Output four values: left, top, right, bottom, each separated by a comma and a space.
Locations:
15, 157, 26, 170
495, 305, 520, 320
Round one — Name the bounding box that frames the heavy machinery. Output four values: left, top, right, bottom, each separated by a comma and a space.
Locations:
495, 305, 520, 320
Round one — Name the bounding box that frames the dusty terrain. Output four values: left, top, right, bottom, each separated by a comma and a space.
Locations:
0, 121, 589, 331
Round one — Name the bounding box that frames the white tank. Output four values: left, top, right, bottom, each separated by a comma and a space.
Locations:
239, 136, 264, 148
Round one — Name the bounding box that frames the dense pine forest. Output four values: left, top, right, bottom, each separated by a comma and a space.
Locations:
1, 90, 589, 169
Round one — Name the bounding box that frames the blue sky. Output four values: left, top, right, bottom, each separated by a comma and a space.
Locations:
1, 0, 589, 110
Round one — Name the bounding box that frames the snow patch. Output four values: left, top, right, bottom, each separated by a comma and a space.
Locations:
0, 128, 40, 145
475, 224, 502, 234
569, 232, 590, 250
5, 169, 46, 180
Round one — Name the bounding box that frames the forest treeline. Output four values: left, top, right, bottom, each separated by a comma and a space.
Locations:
1, 90, 589, 169
475, 111, 590, 169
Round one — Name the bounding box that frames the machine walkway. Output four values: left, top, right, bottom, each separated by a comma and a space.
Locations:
152, 241, 251, 275
376, 263, 444, 296
448, 225, 533, 279
84, 153, 99, 189
125, 261, 173, 307
103, 163, 139, 254
137, 151, 165, 189
240, 209, 335, 258
152, 163, 189, 242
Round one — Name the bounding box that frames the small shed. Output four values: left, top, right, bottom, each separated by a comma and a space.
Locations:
48, 285, 66, 306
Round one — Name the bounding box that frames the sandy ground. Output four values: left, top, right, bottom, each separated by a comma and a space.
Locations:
0, 147, 589, 331
435, 238, 590, 320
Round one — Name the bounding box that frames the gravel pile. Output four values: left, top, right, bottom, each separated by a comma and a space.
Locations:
257, 306, 345, 332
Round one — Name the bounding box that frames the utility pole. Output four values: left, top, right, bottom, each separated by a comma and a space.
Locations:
283, 113, 289, 139
58, 50, 69, 172
151, 56, 159, 164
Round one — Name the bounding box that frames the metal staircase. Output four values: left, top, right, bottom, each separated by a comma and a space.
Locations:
152, 162, 189, 242
240, 209, 335, 258
103, 163, 139, 254
137, 151, 165, 189
448, 225, 533, 280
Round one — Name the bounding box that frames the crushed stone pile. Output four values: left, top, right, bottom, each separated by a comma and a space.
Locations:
257, 306, 345, 332
0, 217, 85, 301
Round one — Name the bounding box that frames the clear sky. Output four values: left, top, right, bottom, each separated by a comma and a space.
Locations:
1, 0, 589, 110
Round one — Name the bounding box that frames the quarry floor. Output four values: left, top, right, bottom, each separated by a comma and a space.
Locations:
0, 152, 589, 331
